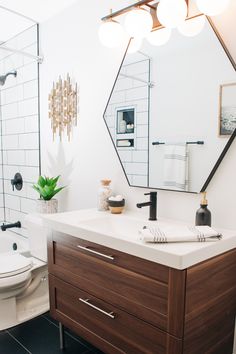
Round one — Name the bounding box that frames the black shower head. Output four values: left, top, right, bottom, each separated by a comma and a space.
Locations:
0, 70, 17, 86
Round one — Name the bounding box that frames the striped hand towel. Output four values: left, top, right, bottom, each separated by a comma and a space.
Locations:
139, 225, 222, 243
163, 143, 189, 191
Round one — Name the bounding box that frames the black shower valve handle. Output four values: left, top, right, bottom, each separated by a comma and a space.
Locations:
11, 173, 23, 191
11, 179, 15, 191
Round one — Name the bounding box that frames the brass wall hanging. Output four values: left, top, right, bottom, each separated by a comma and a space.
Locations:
49, 74, 78, 141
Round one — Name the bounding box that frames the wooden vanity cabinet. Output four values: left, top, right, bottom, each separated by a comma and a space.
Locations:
48, 231, 236, 354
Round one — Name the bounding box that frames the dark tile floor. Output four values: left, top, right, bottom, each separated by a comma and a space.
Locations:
0, 313, 104, 354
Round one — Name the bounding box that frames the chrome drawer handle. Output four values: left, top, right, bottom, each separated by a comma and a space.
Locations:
79, 298, 115, 319
77, 245, 114, 260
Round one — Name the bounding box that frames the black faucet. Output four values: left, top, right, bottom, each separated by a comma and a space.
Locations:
136, 192, 157, 221
1, 221, 21, 232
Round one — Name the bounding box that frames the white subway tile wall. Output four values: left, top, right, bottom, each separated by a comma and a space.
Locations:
104, 59, 149, 186
0, 142, 3, 217
0, 24, 40, 238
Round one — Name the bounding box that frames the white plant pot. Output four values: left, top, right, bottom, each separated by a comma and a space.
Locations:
36, 199, 58, 214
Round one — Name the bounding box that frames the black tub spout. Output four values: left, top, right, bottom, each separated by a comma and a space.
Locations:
1, 221, 21, 232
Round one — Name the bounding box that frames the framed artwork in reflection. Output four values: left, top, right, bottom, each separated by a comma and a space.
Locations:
219, 83, 236, 136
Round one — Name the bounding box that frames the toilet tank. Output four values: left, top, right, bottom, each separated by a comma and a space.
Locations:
25, 214, 49, 262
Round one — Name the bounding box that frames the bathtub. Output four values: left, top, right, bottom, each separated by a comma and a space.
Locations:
0, 230, 29, 254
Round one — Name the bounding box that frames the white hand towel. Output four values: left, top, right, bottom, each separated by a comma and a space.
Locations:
140, 225, 222, 243
163, 143, 189, 191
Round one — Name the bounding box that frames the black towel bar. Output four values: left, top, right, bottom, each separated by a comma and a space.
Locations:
152, 141, 204, 146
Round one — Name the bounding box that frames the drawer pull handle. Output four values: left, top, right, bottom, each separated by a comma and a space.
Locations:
79, 298, 115, 319
77, 245, 114, 260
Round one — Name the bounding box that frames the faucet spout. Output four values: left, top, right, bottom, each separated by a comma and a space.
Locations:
136, 201, 151, 208
136, 192, 157, 221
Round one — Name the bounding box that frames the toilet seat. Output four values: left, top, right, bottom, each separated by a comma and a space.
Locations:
0, 254, 33, 278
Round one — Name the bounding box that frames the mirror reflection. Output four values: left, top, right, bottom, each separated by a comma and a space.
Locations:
104, 18, 236, 193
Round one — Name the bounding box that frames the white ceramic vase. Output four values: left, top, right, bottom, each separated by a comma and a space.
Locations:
36, 199, 58, 214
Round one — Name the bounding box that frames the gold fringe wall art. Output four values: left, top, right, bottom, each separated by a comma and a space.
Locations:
48, 73, 78, 141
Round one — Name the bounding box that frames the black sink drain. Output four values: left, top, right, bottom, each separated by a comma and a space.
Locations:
12, 243, 17, 251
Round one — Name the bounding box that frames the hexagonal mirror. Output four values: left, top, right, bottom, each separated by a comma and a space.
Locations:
103, 17, 236, 193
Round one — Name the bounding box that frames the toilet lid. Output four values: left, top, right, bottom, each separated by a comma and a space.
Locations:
0, 254, 33, 278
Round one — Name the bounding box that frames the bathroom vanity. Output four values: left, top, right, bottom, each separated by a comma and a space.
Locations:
44, 210, 236, 354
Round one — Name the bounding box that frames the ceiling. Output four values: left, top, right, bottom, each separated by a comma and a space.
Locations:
0, 0, 79, 42
0, 0, 78, 22
0, 7, 33, 42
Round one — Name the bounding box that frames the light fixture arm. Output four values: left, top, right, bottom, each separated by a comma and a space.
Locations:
101, 0, 158, 21
101, 0, 189, 22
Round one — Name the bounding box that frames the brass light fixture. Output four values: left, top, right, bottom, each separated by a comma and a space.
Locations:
48, 74, 78, 141
99, 0, 231, 49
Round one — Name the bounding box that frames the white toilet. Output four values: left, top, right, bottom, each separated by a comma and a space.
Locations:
0, 214, 49, 330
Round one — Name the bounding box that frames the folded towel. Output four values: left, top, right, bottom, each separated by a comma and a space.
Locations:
163, 143, 189, 191
117, 140, 131, 147
139, 225, 222, 243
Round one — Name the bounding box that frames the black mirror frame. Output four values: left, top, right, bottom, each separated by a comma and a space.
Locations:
102, 17, 236, 194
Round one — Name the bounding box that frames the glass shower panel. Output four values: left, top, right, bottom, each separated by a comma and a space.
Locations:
0, 22, 40, 236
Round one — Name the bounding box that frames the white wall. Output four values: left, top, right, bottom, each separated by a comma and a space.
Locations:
40, 0, 236, 231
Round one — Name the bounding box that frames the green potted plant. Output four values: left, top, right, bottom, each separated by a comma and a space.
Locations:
33, 175, 65, 214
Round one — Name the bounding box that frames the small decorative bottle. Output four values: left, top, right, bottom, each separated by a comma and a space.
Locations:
195, 191, 212, 227
97, 180, 112, 211
119, 119, 127, 133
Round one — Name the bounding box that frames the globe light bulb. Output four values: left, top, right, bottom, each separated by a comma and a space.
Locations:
128, 37, 143, 53
177, 15, 205, 37
146, 27, 172, 45
98, 20, 125, 48
196, 0, 231, 16
124, 8, 153, 38
157, 0, 188, 29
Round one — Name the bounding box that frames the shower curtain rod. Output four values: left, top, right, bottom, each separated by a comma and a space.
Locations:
0, 43, 43, 63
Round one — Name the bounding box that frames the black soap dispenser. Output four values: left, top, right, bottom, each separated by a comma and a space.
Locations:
195, 191, 211, 227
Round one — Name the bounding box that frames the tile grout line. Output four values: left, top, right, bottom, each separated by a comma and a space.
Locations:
2, 165, 39, 168
0, 78, 37, 91
1, 96, 39, 108
6, 330, 32, 354
2, 149, 39, 151
2, 131, 39, 136
4, 194, 38, 201
1, 114, 38, 122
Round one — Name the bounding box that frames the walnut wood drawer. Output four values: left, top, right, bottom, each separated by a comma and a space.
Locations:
50, 231, 169, 283
49, 275, 182, 354
48, 232, 171, 332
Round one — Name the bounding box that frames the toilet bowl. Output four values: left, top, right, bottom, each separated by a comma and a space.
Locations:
0, 214, 50, 330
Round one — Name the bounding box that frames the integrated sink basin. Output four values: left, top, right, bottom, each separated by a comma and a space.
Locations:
79, 214, 149, 240
42, 209, 236, 269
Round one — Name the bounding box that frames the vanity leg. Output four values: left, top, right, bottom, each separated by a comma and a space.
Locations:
59, 322, 65, 350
